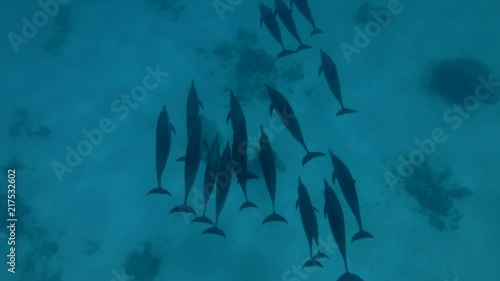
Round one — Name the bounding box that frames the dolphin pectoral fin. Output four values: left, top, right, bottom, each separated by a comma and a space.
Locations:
303, 259, 323, 268
269, 103, 275, 116
198, 100, 204, 109
332, 171, 337, 185
262, 212, 288, 224
147, 187, 171, 196
176, 156, 186, 162
336, 107, 357, 116
226, 112, 231, 123
170, 123, 176, 135
302, 151, 325, 166
202, 226, 226, 238
352, 230, 374, 243
318, 65, 323, 76
295, 199, 299, 210
338, 271, 364, 281
313, 207, 319, 213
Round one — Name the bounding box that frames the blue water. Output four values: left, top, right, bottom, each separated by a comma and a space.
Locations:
1, 0, 499, 280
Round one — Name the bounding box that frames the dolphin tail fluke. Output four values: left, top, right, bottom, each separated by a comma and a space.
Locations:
202, 226, 226, 238
277, 49, 296, 59
302, 151, 325, 166
191, 215, 214, 225
313, 251, 329, 260
296, 44, 312, 52
240, 200, 258, 211
310, 28, 324, 36
169, 204, 197, 215
337, 271, 364, 281
351, 230, 374, 242
303, 258, 323, 268
147, 187, 171, 196
262, 212, 288, 225
336, 107, 357, 116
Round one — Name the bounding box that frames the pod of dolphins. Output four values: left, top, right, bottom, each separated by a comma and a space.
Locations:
146, 2, 372, 281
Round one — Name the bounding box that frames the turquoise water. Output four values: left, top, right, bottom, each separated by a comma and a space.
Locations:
1, 0, 499, 280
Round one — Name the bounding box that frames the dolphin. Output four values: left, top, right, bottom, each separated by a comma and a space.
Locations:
227, 91, 260, 211
296, 177, 329, 268
265, 84, 324, 166
202, 142, 233, 238
319, 50, 357, 116
148, 106, 176, 196
186, 80, 204, 138
328, 150, 373, 242
192, 135, 220, 225
170, 116, 203, 215
274, 0, 311, 52
324, 180, 364, 281
259, 125, 287, 224
290, 0, 323, 36
259, 2, 296, 59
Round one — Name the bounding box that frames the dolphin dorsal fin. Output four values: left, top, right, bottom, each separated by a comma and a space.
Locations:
170, 123, 176, 135
226, 111, 231, 123
318, 65, 323, 77
295, 199, 299, 210
198, 100, 204, 109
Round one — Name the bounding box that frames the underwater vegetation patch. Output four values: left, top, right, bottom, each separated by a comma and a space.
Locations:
198, 28, 305, 102
17, 225, 63, 281
9, 107, 53, 139
426, 58, 497, 105
401, 162, 472, 231
44, 4, 73, 56
123, 242, 162, 281
1, 155, 27, 174
85, 240, 101, 256
0, 193, 31, 233
147, 0, 185, 22
354, 2, 386, 25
